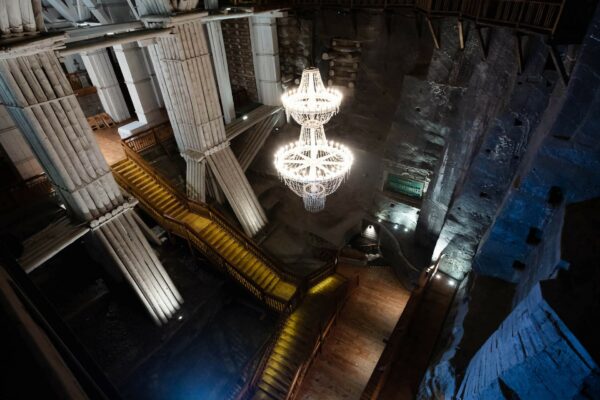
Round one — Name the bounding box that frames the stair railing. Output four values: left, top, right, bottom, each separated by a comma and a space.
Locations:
120, 142, 304, 285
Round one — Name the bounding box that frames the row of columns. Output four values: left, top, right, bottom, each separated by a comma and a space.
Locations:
206, 13, 283, 123
0, 40, 182, 325
79, 42, 167, 133
142, 12, 268, 236
114, 42, 167, 135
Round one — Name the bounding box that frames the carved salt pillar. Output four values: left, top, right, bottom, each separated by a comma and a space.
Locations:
113, 42, 166, 136
80, 48, 131, 123
143, 12, 267, 236
250, 14, 282, 106
0, 104, 43, 179
0, 37, 182, 325
206, 21, 235, 124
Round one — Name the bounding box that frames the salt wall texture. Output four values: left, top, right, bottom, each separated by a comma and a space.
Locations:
383, 17, 544, 275
420, 6, 600, 399
456, 285, 598, 399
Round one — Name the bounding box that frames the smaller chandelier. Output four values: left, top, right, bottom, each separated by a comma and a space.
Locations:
281, 68, 343, 127
274, 124, 353, 212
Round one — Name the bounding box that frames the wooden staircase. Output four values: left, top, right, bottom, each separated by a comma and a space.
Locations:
112, 144, 349, 400
112, 153, 300, 313
248, 275, 349, 400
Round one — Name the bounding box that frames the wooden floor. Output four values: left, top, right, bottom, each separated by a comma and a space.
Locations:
296, 264, 410, 400
94, 123, 126, 165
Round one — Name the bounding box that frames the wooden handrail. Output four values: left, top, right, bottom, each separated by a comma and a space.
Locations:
120, 142, 305, 288
360, 257, 442, 400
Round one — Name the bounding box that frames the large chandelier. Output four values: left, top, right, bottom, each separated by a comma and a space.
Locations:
274, 125, 353, 212
281, 67, 342, 127
276, 69, 353, 212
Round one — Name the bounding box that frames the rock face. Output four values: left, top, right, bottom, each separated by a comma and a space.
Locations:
421, 6, 600, 398
456, 285, 599, 400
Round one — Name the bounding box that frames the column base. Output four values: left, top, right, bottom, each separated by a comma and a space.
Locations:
90, 203, 183, 325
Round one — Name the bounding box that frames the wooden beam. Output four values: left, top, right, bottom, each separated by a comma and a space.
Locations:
476, 26, 488, 60
548, 44, 570, 86
458, 19, 464, 50
515, 33, 524, 74
426, 17, 440, 49
59, 28, 172, 56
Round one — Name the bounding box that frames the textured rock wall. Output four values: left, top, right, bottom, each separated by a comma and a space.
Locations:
433, 37, 555, 280
421, 6, 600, 398
412, 22, 521, 258
456, 285, 599, 399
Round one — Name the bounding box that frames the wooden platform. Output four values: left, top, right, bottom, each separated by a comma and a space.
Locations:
295, 264, 411, 400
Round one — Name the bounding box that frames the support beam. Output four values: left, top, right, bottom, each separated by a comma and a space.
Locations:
457, 19, 465, 50
235, 111, 280, 171
45, 0, 78, 23
206, 21, 235, 124
476, 26, 488, 60
80, 0, 110, 24
548, 44, 570, 87
80, 47, 131, 123
426, 17, 440, 50
515, 33, 525, 74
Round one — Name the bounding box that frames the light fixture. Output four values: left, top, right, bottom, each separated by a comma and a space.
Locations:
274, 124, 353, 212
242, 115, 248, 120
277, 68, 351, 212
281, 67, 342, 127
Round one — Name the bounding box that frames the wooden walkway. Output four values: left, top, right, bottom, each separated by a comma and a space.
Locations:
295, 264, 410, 400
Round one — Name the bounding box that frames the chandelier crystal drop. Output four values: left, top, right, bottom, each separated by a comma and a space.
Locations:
274, 125, 353, 213
281, 67, 343, 128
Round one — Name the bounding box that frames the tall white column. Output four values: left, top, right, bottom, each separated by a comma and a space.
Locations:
0, 104, 43, 180
250, 14, 282, 106
0, 39, 181, 325
206, 21, 235, 124
80, 48, 131, 123
143, 12, 268, 236
113, 42, 167, 137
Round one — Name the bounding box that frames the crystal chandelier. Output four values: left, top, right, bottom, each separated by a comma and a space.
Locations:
281, 67, 343, 127
274, 125, 353, 212
276, 69, 353, 213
